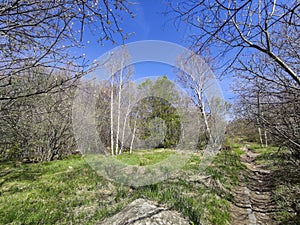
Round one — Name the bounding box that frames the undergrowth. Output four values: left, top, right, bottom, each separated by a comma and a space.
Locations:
0, 145, 247, 225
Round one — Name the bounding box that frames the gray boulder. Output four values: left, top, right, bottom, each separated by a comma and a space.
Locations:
99, 198, 190, 225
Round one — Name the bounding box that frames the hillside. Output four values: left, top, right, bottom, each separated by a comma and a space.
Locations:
1, 142, 298, 224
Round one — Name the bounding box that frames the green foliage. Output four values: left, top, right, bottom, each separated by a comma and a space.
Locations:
1, 144, 21, 161
8, 139, 290, 225
130, 76, 182, 148
274, 184, 300, 224
131, 96, 181, 148
197, 132, 209, 149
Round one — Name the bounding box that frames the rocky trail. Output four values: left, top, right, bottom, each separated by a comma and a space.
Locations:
230, 146, 277, 225
97, 146, 282, 225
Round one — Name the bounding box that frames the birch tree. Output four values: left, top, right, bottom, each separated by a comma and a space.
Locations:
176, 52, 213, 143
110, 72, 115, 155
119, 82, 137, 154
104, 46, 132, 155
115, 47, 133, 154
256, 90, 263, 147
129, 113, 137, 154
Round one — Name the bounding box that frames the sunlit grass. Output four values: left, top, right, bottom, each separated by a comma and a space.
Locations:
115, 148, 174, 166
0, 146, 248, 225
0, 155, 127, 225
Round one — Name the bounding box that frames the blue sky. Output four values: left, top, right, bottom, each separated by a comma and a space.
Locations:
78, 0, 235, 102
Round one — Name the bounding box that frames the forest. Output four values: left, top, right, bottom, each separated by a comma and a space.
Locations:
0, 1, 299, 224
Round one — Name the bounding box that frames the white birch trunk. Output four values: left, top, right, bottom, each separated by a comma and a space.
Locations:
130, 119, 137, 154
110, 76, 114, 155
264, 129, 268, 147
197, 89, 212, 142
115, 56, 124, 155
120, 100, 131, 154
258, 127, 263, 147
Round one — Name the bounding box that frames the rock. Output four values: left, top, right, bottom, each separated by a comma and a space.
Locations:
99, 198, 190, 225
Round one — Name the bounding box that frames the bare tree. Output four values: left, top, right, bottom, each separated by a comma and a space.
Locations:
115, 47, 132, 154
129, 114, 137, 154
119, 81, 137, 154
234, 51, 300, 158
119, 93, 131, 154
169, 0, 300, 158
110, 72, 115, 155
103, 46, 133, 155
95, 81, 112, 153
168, 0, 300, 86
256, 89, 265, 147
0, 1, 134, 161
0, 67, 77, 161
176, 52, 213, 142
0, 0, 133, 100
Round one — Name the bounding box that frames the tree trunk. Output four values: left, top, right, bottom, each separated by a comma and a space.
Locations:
198, 90, 212, 143
258, 127, 263, 147
120, 101, 131, 154
110, 76, 114, 155
130, 119, 137, 154
257, 91, 264, 147
264, 129, 268, 147
115, 56, 124, 155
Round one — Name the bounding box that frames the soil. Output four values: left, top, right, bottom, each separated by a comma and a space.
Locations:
230, 146, 277, 225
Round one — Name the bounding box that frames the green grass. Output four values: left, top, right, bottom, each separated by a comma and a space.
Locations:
128, 151, 234, 225
115, 148, 174, 166
0, 147, 248, 225
206, 147, 246, 188
0, 155, 131, 225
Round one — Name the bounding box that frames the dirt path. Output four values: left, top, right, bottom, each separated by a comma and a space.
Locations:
230, 146, 277, 225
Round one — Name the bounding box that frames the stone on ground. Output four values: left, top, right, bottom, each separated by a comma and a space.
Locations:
99, 198, 190, 225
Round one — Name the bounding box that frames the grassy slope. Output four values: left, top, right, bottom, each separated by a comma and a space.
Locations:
0, 145, 249, 225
